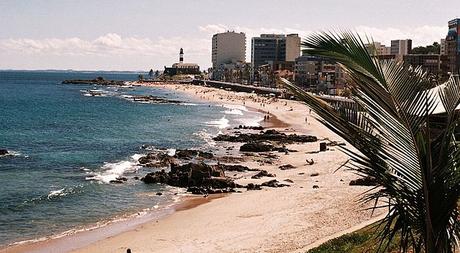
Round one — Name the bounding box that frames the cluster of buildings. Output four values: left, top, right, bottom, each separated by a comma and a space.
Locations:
162, 18, 460, 95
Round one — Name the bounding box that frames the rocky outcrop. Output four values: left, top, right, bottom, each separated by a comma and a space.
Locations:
245, 179, 290, 190
240, 142, 274, 152
138, 149, 213, 168
138, 153, 176, 168
261, 179, 290, 188
251, 170, 276, 179
213, 164, 259, 172
0, 149, 8, 156
174, 149, 214, 159
279, 164, 295, 170
214, 129, 317, 144
141, 162, 238, 194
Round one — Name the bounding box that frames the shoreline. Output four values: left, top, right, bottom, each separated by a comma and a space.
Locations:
2, 81, 384, 253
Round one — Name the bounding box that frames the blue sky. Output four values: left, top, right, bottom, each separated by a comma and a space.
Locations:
0, 0, 457, 71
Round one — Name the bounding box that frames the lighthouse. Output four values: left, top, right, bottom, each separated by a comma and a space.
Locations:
179, 48, 184, 63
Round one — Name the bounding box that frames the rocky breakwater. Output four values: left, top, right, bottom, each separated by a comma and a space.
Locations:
126, 95, 183, 104
62, 76, 125, 86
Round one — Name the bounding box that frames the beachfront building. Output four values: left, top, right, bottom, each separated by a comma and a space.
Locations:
391, 39, 412, 60
294, 55, 347, 95
294, 55, 320, 90
403, 54, 448, 78
164, 48, 200, 76
251, 34, 301, 84
445, 18, 460, 74
211, 31, 246, 81
440, 38, 447, 55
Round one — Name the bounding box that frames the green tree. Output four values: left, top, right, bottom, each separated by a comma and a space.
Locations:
281, 32, 460, 253
411, 42, 441, 54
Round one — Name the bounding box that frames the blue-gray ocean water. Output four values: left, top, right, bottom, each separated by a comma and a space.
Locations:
0, 71, 262, 246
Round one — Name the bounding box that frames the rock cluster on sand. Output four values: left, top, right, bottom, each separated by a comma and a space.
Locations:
213, 129, 317, 144
141, 162, 237, 194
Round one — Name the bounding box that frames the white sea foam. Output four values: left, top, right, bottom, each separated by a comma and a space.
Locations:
194, 129, 217, 147
0, 150, 27, 158
86, 154, 141, 184
206, 116, 230, 129
167, 148, 176, 156
223, 109, 244, 115
222, 104, 248, 112
48, 188, 65, 199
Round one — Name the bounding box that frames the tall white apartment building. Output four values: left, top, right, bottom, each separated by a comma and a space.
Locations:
212, 31, 246, 68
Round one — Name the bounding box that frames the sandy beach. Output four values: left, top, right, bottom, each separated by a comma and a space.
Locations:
2, 82, 384, 253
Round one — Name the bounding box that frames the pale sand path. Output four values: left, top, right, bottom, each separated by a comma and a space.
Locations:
70, 83, 384, 253
1, 83, 384, 253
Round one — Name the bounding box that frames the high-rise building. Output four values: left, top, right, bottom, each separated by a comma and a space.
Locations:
445, 18, 460, 74
440, 39, 447, 55
251, 34, 301, 73
403, 54, 445, 76
211, 31, 246, 68
391, 39, 412, 58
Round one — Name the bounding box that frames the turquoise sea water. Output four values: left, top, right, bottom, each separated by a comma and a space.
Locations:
0, 71, 262, 246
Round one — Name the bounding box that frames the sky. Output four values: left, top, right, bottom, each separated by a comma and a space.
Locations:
0, 0, 458, 71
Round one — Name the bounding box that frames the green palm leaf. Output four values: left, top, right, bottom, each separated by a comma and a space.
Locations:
280, 31, 460, 253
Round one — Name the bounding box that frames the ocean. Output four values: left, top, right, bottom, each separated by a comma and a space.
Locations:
0, 71, 262, 246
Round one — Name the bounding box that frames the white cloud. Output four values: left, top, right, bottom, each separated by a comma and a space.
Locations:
0, 24, 448, 70
0, 33, 210, 58
355, 25, 446, 46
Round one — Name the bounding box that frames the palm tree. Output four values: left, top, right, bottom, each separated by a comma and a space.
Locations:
280, 32, 460, 253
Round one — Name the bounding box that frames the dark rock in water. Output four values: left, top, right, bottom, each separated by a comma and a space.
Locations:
216, 156, 245, 163
0, 149, 8, 156
214, 129, 317, 144
279, 164, 295, 170
240, 142, 274, 152
156, 192, 163, 196
117, 177, 128, 181
284, 179, 294, 183
138, 153, 176, 168
310, 173, 319, 177
109, 179, 124, 184
313, 185, 319, 189
174, 149, 214, 159
62, 77, 125, 86
251, 170, 276, 179
246, 183, 262, 190
133, 176, 140, 180
141, 169, 169, 184
349, 176, 378, 186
